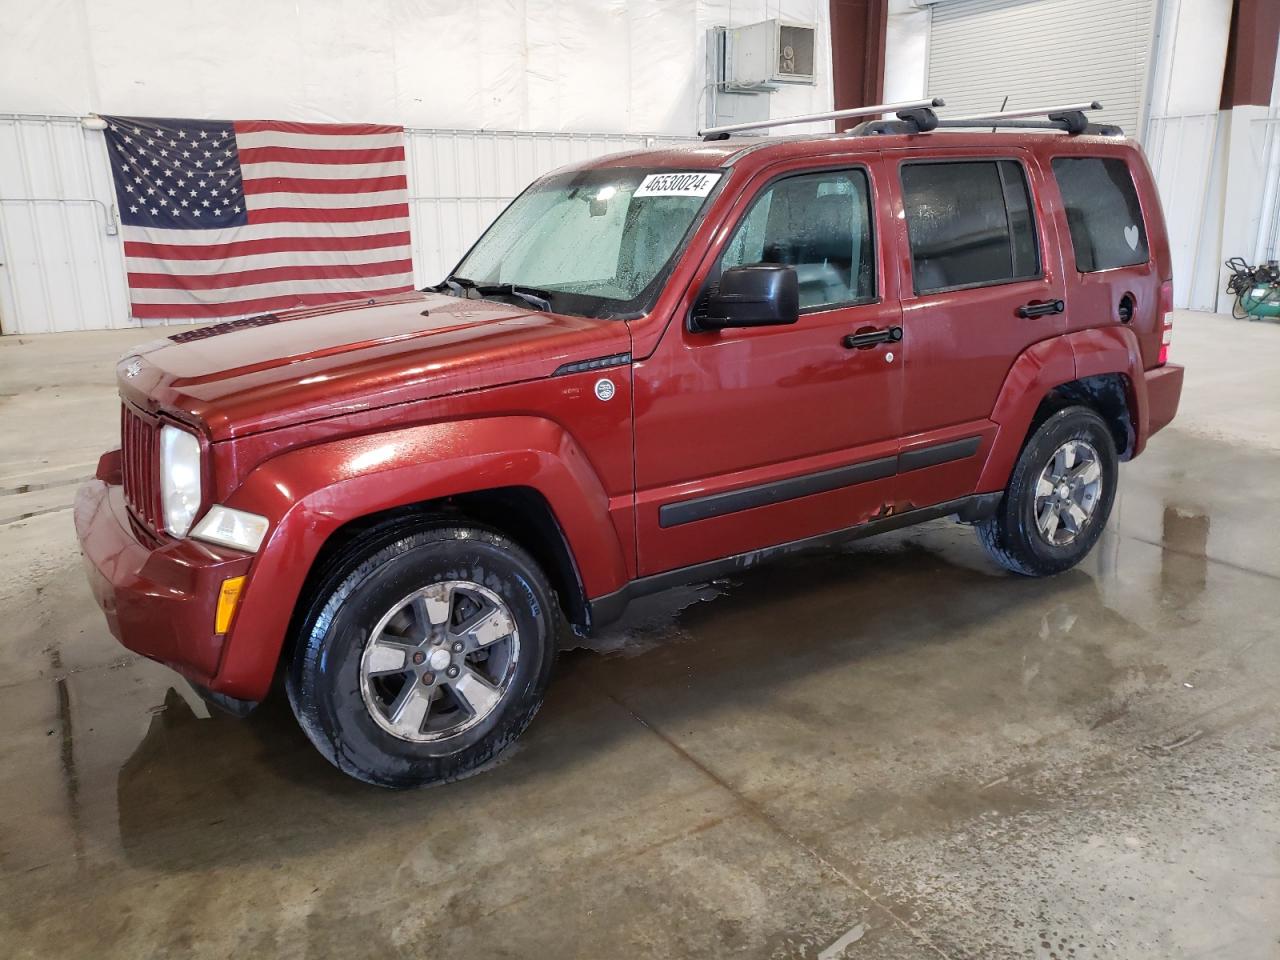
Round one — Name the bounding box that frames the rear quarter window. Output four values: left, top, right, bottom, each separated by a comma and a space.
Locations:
1051, 157, 1149, 272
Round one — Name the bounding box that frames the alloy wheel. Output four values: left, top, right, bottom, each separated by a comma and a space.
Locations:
1033, 439, 1104, 546
358, 580, 520, 742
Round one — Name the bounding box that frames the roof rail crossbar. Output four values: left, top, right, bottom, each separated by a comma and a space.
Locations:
944, 101, 1105, 135
932, 118, 1124, 137
858, 117, 1123, 138
698, 98, 945, 141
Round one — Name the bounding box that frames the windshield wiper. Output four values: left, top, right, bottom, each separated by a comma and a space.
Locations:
437, 275, 553, 312
472, 283, 552, 312
434, 274, 473, 296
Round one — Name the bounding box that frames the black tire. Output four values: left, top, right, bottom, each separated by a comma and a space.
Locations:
977, 406, 1118, 577
286, 522, 559, 788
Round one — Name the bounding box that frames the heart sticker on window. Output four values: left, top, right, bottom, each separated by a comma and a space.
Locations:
1124, 225, 1140, 251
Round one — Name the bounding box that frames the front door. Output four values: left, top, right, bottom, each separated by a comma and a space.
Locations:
632, 159, 903, 577
888, 150, 1069, 507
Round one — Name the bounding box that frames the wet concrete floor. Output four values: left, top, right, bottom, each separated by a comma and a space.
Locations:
0, 312, 1277, 959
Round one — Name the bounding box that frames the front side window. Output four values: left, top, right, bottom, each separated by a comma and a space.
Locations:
1052, 157, 1149, 272
901, 160, 1040, 294
451, 168, 722, 317
721, 169, 875, 310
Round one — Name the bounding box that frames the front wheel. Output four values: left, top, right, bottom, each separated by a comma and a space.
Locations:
977, 406, 1118, 577
287, 524, 559, 788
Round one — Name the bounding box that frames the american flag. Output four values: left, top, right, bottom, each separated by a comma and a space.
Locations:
102, 116, 415, 319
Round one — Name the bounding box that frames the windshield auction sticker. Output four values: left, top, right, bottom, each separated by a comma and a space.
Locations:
634, 172, 722, 198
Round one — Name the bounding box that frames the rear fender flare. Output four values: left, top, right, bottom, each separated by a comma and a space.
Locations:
976, 327, 1146, 491
213, 416, 627, 700
1069, 325, 1150, 456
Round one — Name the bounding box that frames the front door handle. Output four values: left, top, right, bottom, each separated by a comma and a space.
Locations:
1017, 299, 1065, 318
843, 325, 903, 349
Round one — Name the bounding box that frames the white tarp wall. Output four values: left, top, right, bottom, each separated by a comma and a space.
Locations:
0, 0, 835, 333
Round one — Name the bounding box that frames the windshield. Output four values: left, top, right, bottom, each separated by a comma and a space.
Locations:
448, 167, 724, 318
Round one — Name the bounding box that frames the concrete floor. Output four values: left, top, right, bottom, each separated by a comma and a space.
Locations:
0, 311, 1277, 959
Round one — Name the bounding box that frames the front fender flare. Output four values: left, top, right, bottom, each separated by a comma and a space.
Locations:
212, 416, 627, 700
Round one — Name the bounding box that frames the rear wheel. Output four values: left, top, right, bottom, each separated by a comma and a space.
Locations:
978, 406, 1118, 576
287, 523, 559, 788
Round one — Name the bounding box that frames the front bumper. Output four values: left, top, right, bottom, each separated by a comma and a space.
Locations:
74, 473, 254, 689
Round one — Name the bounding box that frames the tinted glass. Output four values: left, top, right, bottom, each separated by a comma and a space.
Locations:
901, 160, 1039, 294
722, 169, 874, 309
1052, 157, 1149, 272
1001, 162, 1039, 278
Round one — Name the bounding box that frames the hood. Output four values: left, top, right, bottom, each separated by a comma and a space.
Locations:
117, 291, 631, 439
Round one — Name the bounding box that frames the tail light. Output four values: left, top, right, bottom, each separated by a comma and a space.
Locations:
1157, 279, 1174, 366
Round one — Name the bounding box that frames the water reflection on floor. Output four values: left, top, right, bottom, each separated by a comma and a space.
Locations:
2, 427, 1278, 959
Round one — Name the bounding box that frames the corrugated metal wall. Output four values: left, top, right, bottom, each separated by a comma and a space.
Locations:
1145, 109, 1280, 311
7, 110, 1275, 331
1252, 116, 1280, 263
0, 115, 694, 334
402, 128, 693, 289
0, 116, 133, 333
1145, 112, 1227, 311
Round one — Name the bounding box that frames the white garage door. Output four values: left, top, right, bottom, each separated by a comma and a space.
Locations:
925, 0, 1158, 139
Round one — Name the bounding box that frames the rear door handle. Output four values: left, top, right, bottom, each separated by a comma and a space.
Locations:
1017, 299, 1065, 318
843, 325, 903, 349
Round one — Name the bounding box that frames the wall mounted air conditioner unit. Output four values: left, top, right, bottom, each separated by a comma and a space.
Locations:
721, 19, 817, 92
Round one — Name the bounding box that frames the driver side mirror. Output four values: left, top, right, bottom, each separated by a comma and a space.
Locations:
692, 264, 799, 331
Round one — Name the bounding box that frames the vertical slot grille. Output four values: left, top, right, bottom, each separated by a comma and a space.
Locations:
121, 404, 162, 532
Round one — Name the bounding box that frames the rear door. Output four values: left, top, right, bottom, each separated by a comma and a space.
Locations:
888, 149, 1068, 507
1048, 151, 1167, 369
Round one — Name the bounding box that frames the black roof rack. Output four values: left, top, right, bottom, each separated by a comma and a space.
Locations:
857, 101, 1122, 137
700, 98, 1122, 142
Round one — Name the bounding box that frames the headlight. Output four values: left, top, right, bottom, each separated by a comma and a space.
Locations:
160, 424, 202, 536
191, 505, 270, 553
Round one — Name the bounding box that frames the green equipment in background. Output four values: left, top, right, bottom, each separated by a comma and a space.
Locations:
1226, 257, 1280, 319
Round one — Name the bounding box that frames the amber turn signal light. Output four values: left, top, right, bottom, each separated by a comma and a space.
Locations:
215, 575, 247, 634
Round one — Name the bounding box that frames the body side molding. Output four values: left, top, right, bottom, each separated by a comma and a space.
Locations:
658, 435, 983, 528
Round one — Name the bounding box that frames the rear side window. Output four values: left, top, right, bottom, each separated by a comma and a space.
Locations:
1052, 157, 1149, 272
721, 168, 875, 310
901, 160, 1039, 294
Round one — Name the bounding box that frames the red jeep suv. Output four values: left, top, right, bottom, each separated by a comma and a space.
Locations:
75, 103, 1184, 787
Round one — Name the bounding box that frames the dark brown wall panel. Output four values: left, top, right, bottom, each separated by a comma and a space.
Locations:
1221, 0, 1280, 108
830, 0, 889, 130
